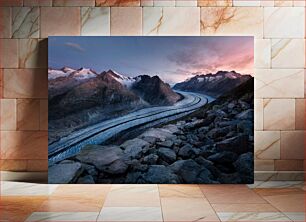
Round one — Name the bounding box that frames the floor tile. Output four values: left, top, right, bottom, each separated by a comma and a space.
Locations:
161, 197, 219, 221
283, 212, 305, 221
255, 188, 305, 212
159, 184, 204, 198
254, 188, 304, 196
98, 207, 162, 221
217, 212, 291, 221
212, 203, 278, 212
25, 212, 99, 221
52, 184, 111, 199
37, 196, 104, 212
0, 196, 47, 221
1, 181, 58, 196
248, 181, 304, 189
103, 185, 160, 207
199, 185, 266, 204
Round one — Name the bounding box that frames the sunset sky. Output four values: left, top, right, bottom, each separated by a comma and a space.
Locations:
49, 36, 253, 84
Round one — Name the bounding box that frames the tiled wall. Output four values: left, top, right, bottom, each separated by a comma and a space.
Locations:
0, 0, 305, 180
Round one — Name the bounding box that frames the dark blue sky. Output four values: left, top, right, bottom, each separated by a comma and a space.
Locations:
48, 36, 253, 83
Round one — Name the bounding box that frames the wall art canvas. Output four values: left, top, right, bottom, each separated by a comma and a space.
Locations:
48, 36, 254, 184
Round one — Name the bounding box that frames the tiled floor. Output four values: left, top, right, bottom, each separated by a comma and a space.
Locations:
0, 181, 305, 222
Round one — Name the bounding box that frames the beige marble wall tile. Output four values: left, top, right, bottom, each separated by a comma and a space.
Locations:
143, 7, 200, 35
280, 130, 304, 159
0, 39, 18, 68
263, 99, 295, 130
0, 131, 48, 159
260, 0, 274, 6
255, 131, 280, 160
154, 0, 175, 6
275, 160, 304, 171
27, 160, 48, 171
254, 39, 271, 68
233, 0, 260, 6
12, 7, 39, 38
81, 7, 110, 36
0, 99, 16, 131
0, 0, 23, 6
3, 69, 48, 99
111, 7, 142, 35
53, 0, 95, 6
295, 99, 305, 130
304, 70, 306, 98
255, 99, 263, 130
24, 0, 52, 6
254, 171, 304, 181
293, 0, 306, 6
255, 69, 304, 98
0, 159, 27, 171
200, 7, 263, 38
17, 99, 40, 130
264, 7, 305, 38
271, 39, 305, 68
274, 0, 293, 6
19, 39, 47, 68
40, 7, 80, 38
96, 0, 140, 6
255, 160, 275, 171
0, 7, 11, 38
198, 0, 232, 6
0, 69, 3, 98
176, 0, 197, 6
40, 99, 48, 130
141, 0, 154, 6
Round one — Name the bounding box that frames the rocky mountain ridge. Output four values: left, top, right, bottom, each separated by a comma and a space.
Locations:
173, 70, 252, 97
48, 68, 181, 144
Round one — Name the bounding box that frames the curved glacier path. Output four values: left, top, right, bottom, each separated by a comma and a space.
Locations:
48, 91, 214, 165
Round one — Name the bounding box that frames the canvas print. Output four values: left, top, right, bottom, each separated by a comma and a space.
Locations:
48, 36, 254, 184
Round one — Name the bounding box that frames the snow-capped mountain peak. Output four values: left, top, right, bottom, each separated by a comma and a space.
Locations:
48, 67, 97, 80
61, 67, 75, 73
106, 69, 136, 88
48, 67, 75, 80
173, 70, 252, 97
72, 68, 97, 80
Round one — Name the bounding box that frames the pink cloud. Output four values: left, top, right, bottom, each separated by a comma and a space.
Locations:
167, 37, 253, 76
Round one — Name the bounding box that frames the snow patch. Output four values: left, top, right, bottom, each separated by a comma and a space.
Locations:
197, 77, 204, 82
48, 67, 97, 80
48, 69, 73, 80
109, 69, 136, 88
73, 68, 97, 80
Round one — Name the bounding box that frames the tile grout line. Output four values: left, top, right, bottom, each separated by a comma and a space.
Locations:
95, 184, 112, 221
197, 185, 222, 222
157, 184, 165, 222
